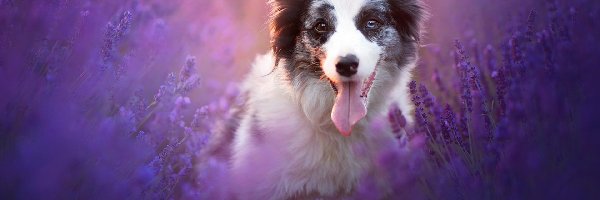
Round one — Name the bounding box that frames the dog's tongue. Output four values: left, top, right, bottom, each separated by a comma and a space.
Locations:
331, 82, 366, 136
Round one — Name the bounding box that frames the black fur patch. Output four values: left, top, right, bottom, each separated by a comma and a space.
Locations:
352, 0, 425, 69
269, 0, 312, 64
356, 2, 392, 40
303, 3, 336, 45
387, 0, 426, 42
270, 0, 337, 82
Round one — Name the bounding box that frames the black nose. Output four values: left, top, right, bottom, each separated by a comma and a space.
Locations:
336, 55, 359, 77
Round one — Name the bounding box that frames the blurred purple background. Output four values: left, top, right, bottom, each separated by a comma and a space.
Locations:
1, 0, 600, 199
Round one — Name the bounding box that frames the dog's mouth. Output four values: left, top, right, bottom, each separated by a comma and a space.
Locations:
328, 70, 377, 136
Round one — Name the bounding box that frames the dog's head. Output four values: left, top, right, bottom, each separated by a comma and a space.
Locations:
269, 0, 425, 136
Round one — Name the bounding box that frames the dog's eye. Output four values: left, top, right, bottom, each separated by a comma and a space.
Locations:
365, 20, 381, 30
314, 22, 329, 34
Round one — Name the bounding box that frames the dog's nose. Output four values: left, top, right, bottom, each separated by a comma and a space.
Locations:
336, 55, 359, 77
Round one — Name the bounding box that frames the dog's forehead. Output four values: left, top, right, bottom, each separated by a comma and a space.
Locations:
310, 0, 387, 16
325, 0, 365, 17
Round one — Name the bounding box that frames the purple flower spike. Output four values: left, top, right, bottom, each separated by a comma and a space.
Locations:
388, 103, 407, 138
454, 40, 473, 114
409, 81, 430, 136
101, 11, 133, 59
526, 10, 537, 43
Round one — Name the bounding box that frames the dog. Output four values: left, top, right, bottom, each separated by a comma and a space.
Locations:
202, 0, 425, 199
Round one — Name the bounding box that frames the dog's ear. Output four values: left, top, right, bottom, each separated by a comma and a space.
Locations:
268, 0, 310, 64
387, 0, 428, 42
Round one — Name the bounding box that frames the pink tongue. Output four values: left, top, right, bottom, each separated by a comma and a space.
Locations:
331, 82, 367, 136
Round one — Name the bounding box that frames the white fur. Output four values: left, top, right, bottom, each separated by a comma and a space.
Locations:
230, 53, 416, 199
322, 0, 382, 83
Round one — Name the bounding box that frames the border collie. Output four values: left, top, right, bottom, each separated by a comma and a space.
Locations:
203, 0, 425, 199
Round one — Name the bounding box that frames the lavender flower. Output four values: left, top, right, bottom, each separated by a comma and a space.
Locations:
456, 40, 495, 138
526, 10, 538, 43
419, 84, 443, 138
483, 45, 496, 72
509, 35, 525, 76
409, 81, 430, 136
1, 0, 598, 199
546, 0, 571, 42
440, 105, 466, 150
101, 10, 133, 63
492, 68, 508, 117
454, 40, 473, 114
177, 56, 201, 95
388, 103, 407, 138
431, 69, 446, 93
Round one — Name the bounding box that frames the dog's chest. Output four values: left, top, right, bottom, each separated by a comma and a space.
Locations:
229, 54, 390, 198
290, 128, 371, 186
233, 108, 376, 198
